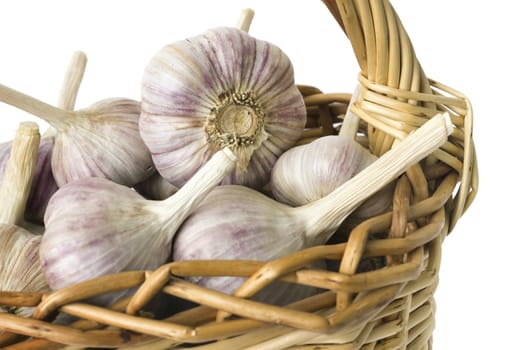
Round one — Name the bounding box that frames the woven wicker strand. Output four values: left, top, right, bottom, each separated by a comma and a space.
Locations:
0, 1, 478, 349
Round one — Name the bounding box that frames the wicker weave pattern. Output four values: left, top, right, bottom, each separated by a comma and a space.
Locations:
0, 1, 478, 349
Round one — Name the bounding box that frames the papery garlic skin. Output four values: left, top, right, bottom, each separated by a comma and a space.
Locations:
52, 98, 154, 187
271, 135, 394, 219
0, 136, 57, 223
40, 178, 167, 298
0, 224, 49, 317
172, 185, 319, 305
141, 26, 306, 189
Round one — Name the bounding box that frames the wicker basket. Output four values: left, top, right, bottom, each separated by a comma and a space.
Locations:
0, 1, 478, 349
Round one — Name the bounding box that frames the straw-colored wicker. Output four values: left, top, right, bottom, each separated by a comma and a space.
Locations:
0, 0, 478, 349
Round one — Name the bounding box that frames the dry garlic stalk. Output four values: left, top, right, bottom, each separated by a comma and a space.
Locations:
0, 122, 49, 317
0, 51, 88, 224
271, 135, 394, 219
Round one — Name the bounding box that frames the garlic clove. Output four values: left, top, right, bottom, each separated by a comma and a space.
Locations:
270, 135, 394, 219
140, 26, 306, 189
0, 84, 155, 188
40, 148, 237, 305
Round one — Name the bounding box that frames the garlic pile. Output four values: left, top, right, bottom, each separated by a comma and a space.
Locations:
0, 122, 49, 317
140, 26, 307, 189
40, 148, 236, 305
173, 113, 452, 301
0, 8, 455, 318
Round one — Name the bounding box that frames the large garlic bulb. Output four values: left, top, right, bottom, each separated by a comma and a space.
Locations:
270, 135, 394, 219
140, 26, 306, 189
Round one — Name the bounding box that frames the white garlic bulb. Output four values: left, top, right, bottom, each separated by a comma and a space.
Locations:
140, 26, 306, 189
0, 84, 154, 187
40, 148, 237, 305
270, 135, 394, 219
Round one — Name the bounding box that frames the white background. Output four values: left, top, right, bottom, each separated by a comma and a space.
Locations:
0, 1, 521, 348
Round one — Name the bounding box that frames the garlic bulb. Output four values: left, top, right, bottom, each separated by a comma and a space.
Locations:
173, 113, 452, 300
140, 26, 306, 189
270, 135, 394, 219
0, 84, 154, 187
0, 224, 47, 317
40, 148, 237, 305
0, 122, 50, 317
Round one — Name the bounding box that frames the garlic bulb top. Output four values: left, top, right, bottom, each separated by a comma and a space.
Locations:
270, 135, 394, 219
40, 148, 237, 305
0, 84, 154, 187
140, 26, 306, 189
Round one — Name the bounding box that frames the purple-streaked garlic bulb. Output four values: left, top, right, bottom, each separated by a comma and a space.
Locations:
270, 135, 394, 219
40, 148, 237, 305
0, 122, 50, 317
0, 84, 154, 187
0, 137, 57, 223
140, 26, 306, 189
173, 114, 452, 302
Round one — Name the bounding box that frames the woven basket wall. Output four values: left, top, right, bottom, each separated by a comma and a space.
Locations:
0, 0, 478, 349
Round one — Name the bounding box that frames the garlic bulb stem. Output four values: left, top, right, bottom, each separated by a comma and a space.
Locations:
0, 122, 40, 225
299, 112, 453, 245
339, 84, 361, 138
157, 148, 238, 228
33, 51, 87, 139
236, 8, 255, 32
57, 51, 87, 112
0, 84, 76, 132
